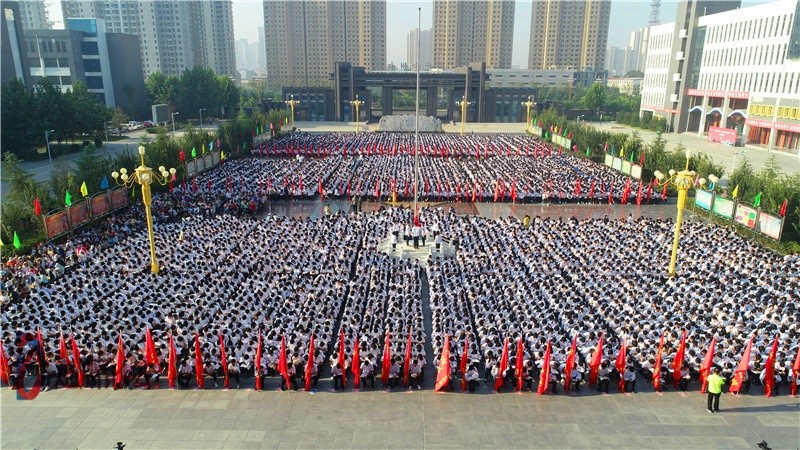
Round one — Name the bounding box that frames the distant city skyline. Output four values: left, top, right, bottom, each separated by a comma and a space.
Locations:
47, 0, 769, 70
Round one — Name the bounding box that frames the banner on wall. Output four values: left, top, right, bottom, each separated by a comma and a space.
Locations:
109, 188, 129, 210
630, 164, 642, 180
185, 160, 197, 178
712, 196, 735, 219
621, 161, 632, 176
612, 157, 622, 171
604, 154, 613, 167
756, 212, 783, 240
707, 126, 738, 145
90, 193, 111, 217
734, 204, 758, 229
68, 201, 91, 227
44, 211, 71, 239
694, 190, 714, 210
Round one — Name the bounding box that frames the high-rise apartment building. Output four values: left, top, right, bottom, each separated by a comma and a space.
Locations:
17, 0, 49, 30
1, 1, 30, 86
528, 0, 611, 70
61, 0, 235, 78
432, 0, 514, 70
263, 0, 386, 88
629, 27, 650, 73
407, 28, 433, 70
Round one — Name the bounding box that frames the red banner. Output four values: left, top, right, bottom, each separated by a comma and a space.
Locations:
707, 126, 737, 144
44, 211, 70, 238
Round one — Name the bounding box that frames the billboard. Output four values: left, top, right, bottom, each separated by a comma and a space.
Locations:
604, 154, 613, 167
694, 190, 714, 210
212, 150, 220, 166
110, 188, 129, 210
151, 103, 169, 124
630, 164, 642, 180
712, 196, 735, 219
707, 126, 738, 145
68, 201, 91, 227
185, 159, 197, 178
44, 211, 70, 239
202, 153, 214, 172
90, 193, 111, 217
612, 157, 622, 171
756, 213, 783, 240
734, 204, 758, 229
621, 160, 632, 175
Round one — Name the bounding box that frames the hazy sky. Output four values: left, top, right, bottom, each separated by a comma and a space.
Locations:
50, 0, 766, 69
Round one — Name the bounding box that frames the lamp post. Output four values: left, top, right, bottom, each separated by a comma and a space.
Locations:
171, 111, 179, 137
455, 96, 471, 136
111, 145, 176, 275
198, 108, 206, 128
350, 95, 364, 133
654, 150, 718, 277
45, 129, 54, 164
521, 96, 536, 129
105, 122, 111, 143
285, 94, 299, 131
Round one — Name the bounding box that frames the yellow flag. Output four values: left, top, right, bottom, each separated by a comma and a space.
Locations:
202, 143, 206, 154
619, 147, 624, 158
221, 151, 225, 160
80, 181, 88, 197
731, 185, 739, 199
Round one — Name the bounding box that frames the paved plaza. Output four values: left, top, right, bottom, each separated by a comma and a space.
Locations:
2, 382, 799, 449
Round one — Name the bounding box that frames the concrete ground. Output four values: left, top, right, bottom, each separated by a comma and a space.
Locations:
2, 381, 798, 449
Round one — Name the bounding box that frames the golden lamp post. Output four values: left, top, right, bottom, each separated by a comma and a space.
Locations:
653, 150, 718, 277
284, 94, 299, 131
350, 95, 364, 133
455, 96, 471, 136
111, 145, 176, 275
521, 96, 536, 129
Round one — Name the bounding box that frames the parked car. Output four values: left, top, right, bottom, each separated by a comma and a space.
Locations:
143, 121, 155, 128
125, 121, 143, 131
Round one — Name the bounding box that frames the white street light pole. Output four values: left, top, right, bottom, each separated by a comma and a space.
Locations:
45, 129, 54, 164
171, 111, 180, 136
199, 108, 206, 128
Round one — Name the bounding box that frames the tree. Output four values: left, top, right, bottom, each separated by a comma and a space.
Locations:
111, 107, 129, 132
74, 145, 114, 194
624, 70, 644, 78
64, 81, 111, 140
1, 78, 39, 159
34, 78, 70, 145
176, 66, 223, 120
145, 71, 179, 108
581, 81, 605, 115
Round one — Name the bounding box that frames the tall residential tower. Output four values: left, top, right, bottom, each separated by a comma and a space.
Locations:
528, 0, 611, 70
432, 0, 515, 70
61, 0, 236, 78
263, 0, 386, 88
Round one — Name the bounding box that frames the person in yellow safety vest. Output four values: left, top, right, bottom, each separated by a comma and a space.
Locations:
706, 367, 726, 413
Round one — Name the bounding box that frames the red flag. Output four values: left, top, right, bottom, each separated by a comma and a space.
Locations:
375, 179, 381, 200
672, 330, 687, 389
515, 335, 525, 391
764, 336, 779, 397
729, 338, 752, 394
435, 335, 451, 392
59, 330, 68, 361
588, 180, 595, 199
318, 178, 324, 200
338, 329, 347, 389
589, 332, 604, 385
636, 183, 643, 206
537, 340, 551, 395
305, 334, 316, 391
381, 332, 391, 386
639, 150, 645, 166
661, 182, 668, 200
607, 185, 613, 205
168, 334, 177, 388
615, 340, 627, 392
0, 342, 10, 384
699, 337, 716, 393
351, 334, 361, 389
278, 335, 289, 385
791, 342, 800, 396
115, 335, 125, 388
34, 197, 42, 216
255, 331, 264, 391
495, 337, 509, 391
145, 328, 158, 366
179, 149, 185, 162
564, 335, 577, 392
646, 180, 653, 203
472, 182, 477, 203
653, 332, 665, 391
69, 335, 84, 387
779, 199, 788, 217
221, 332, 231, 389
194, 333, 205, 389
459, 337, 469, 392
403, 328, 412, 387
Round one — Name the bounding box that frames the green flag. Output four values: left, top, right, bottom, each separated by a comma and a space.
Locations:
533, 118, 537, 126
191, 147, 197, 158
585, 148, 591, 157
562, 129, 568, 137
65, 190, 72, 206
13, 231, 21, 249
753, 192, 762, 208
630, 150, 635, 162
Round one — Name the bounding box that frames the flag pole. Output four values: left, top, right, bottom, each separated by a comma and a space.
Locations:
413, 7, 421, 225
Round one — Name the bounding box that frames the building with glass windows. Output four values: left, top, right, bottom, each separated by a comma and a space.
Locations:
641, 0, 800, 153
23, 18, 145, 115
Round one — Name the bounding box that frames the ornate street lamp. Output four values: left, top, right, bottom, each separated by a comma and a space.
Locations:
111, 145, 176, 275
654, 150, 718, 277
